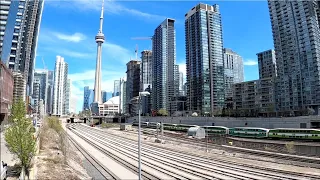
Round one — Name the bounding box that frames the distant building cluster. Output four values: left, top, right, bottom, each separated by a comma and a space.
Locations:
85, 1, 320, 117
1, 0, 319, 122
0, 0, 48, 121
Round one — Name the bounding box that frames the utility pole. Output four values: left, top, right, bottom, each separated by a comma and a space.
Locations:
206, 126, 208, 153
161, 120, 164, 144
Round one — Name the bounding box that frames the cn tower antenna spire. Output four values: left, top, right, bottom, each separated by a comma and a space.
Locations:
99, 0, 104, 33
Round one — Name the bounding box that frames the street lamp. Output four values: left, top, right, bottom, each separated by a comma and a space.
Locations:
138, 91, 150, 180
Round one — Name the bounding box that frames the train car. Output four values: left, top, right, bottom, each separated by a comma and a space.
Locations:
202, 126, 229, 136
163, 123, 177, 131
132, 121, 149, 127
268, 128, 320, 140
175, 124, 199, 132
148, 122, 160, 129
229, 127, 269, 138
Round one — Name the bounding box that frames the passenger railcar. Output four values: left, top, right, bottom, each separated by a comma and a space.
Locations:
132, 121, 138, 126
268, 128, 320, 140
148, 122, 160, 129
229, 127, 269, 138
132, 121, 149, 127
163, 123, 177, 131
175, 124, 199, 132
202, 126, 229, 135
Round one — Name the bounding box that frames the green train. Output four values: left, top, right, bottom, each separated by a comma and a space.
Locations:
229, 127, 269, 138
132, 121, 320, 140
268, 128, 320, 140
202, 126, 229, 135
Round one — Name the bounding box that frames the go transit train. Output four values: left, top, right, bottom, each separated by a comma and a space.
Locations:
132, 121, 320, 140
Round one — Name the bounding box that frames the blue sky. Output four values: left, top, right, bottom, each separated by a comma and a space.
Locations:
36, 0, 274, 112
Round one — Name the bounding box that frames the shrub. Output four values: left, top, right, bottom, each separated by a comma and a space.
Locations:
47, 117, 63, 133
285, 141, 295, 153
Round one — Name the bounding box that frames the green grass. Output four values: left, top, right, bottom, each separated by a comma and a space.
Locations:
47, 117, 63, 133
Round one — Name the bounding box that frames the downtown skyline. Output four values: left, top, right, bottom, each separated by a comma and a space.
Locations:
35, 1, 274, 112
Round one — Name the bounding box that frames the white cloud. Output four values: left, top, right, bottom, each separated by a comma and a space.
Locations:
108, 3, 165, 21
52, 32, 86, 43
39, 28, 133, 61
60, 49, 94, 58
103, 42, 133, 64
42, 47, 94, 58
46, 0, 166, 22
243, 59, 258, 66
39, 29, 86, 43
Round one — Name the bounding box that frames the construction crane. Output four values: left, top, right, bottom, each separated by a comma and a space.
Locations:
42, 57, 47, 70
135, 44, 138, 60
131, 36, 153, 51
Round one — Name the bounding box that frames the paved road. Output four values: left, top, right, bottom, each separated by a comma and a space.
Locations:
0, 132, 16, 166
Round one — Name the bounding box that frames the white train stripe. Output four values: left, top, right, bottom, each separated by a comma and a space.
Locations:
269, 133, 319, 137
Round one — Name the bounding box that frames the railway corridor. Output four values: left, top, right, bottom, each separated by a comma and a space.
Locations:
67, 123, 320, 180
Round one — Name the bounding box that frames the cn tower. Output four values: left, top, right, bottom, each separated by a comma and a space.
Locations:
93, 0, 105, 103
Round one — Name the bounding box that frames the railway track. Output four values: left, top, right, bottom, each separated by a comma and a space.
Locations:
70, 124, 319, 179
66, 131, 120, 180
134, 127, 320, 168
67, 125, 170, 180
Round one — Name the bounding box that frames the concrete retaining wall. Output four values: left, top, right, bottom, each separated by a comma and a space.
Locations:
128, 116, 320, 129
226, 137, 320, 157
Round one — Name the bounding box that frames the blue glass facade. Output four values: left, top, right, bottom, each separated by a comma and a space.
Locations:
1, 0, 19, 66
101, 91, 112, 103
185, 3, 225, 116
152, 18, 176, 114
223, 48, 244, 98
83, 86, 94, 110
268, 1, 320, 115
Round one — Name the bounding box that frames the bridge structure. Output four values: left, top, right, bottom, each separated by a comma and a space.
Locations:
78, 115, 127, 124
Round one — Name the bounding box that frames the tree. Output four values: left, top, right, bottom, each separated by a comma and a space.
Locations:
5, 98, 36, 179
158, 109, 168, 116
307, 107, 315, 116
9, 98, 27, 123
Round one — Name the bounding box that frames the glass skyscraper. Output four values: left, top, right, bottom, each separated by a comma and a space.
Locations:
34, 69, 49, 113
223, 48, 244, 98
179, 72, 185, 96
113, 80, 120, 97
47, 70, 54, 114
1, 0, 21, 63
152, 18, 176, 114
141, 50, 153, 91
52, 56, 68, 116
185, 3, 225, 116
1, 0, 44, 96
101, 90, 107, 103
83, 86, 94, 111
268, 0, 320, 115
141, 50, 153, 115
257, 49, 277, 79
